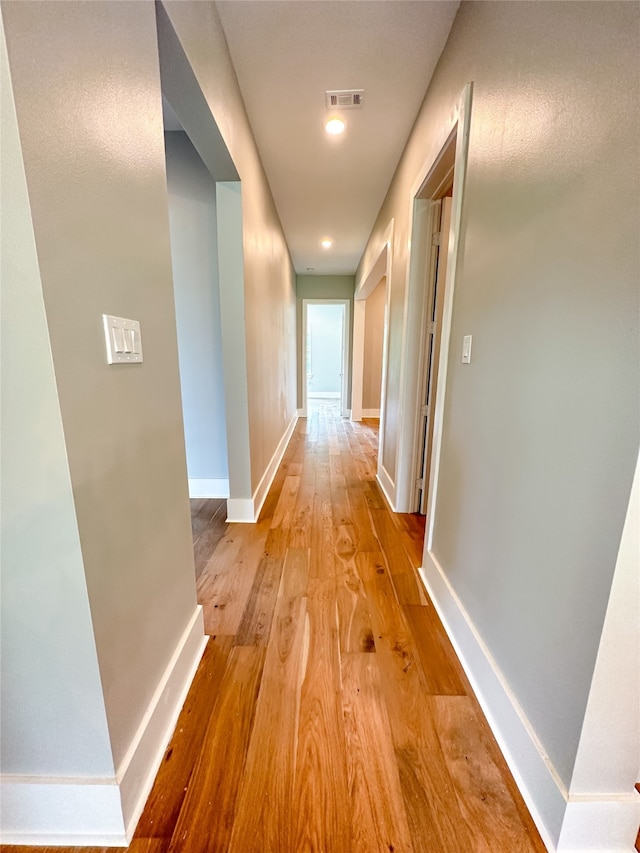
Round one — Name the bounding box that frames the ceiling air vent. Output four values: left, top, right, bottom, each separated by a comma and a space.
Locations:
325, 89, 364, 109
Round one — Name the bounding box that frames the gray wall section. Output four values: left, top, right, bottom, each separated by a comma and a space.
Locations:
2, 0, 198, 770
357, 1, 639, 787
216, 181, 253, 500
296, 275, 355, 408
0, 14, 114, 777
162, 1, 297, 495
165, 131, 228, 482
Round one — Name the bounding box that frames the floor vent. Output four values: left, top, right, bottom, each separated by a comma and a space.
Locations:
325, 89, 364, 109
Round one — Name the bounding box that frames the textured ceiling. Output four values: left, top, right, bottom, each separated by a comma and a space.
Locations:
216, 0, 460, 275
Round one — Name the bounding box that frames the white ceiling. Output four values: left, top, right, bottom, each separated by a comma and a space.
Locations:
216, 0, 460, 275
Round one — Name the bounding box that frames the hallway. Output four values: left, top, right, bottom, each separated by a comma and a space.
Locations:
5, 407, 545, 853
180, 407, 540, 849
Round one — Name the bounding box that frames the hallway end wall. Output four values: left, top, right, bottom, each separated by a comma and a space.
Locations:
296, 274, 356, 410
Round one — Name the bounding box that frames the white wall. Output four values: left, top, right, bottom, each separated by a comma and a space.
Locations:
357, 1, 639, 846
164, 130, 228, 486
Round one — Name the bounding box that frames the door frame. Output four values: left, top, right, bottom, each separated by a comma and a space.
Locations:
158, 5, 257, 524
414, 196, 451, 514
301, 298, 351, 418
351, 218, 394, 495
395, 83, 473, 520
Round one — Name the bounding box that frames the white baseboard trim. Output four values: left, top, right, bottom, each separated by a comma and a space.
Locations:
251, 413, 298, 522
118, 605, 207, 839
419, 554, 567, 852
297, 408, 306, 417
225, 497, 256, 523
0, 780, 126, 847
188, 478, 230, 499
376, 464, 396, 512
226, 414, 298, 524
557, 795, 640, 852
361, 408, 380, 418
0, 607, 206, 847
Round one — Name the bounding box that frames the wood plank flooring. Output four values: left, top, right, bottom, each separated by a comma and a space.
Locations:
4, 403, 547, 853
190, 498, 228, 579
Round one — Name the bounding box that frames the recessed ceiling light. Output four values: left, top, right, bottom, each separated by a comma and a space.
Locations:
324, 118, 345, 136
321, 238, 333, 249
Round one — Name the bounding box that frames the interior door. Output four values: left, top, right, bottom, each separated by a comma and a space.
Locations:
417, 195, 453, 514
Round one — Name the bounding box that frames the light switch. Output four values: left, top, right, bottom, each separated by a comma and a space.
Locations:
112, 326, 125, 353
461, 334, 472, 364
103, 314, 143, 364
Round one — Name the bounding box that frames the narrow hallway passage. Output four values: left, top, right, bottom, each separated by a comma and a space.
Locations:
5, 406, 545, 853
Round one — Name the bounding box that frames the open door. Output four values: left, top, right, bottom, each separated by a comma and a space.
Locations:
415, 195, 453, 514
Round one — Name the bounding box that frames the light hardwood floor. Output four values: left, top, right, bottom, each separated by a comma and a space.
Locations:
190, 498, 228, 579
5, 403, 547, 853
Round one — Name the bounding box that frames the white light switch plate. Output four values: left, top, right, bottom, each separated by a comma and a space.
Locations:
462, 334, 472, 364
103, 314, 143, 364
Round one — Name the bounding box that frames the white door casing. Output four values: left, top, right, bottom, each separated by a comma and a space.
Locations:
301, 299, 350, 418
416, 195, 453, 514
394, 83, 473, 516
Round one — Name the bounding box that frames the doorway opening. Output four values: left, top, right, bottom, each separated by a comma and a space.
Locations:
394, 83, 472, 535
158, 2, 255, 541
163, 114, 231, 576
302, 299, 350, 418
362, 275, 386, 418
164, 112, 229, 503
351, 218, 394, 502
